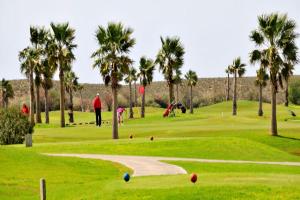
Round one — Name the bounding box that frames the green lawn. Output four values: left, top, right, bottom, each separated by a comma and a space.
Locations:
1, 100, 300, 199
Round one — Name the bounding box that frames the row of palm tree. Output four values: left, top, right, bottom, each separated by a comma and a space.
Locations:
91, 22, 198, 139
225, 13, 298, 136
249, 13, 298, 136
19, 23, 78, 127
0, 79, 14, 108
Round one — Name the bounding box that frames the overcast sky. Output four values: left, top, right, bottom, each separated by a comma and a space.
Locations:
0, 0, 299, 83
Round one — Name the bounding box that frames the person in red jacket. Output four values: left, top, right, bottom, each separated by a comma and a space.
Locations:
21, 103, 29, 116
93, 93, 102, 127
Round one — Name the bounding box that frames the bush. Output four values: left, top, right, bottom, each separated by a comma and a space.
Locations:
0, 107, 34, 145
289, 80, 300, 105
154, 95, 168, 108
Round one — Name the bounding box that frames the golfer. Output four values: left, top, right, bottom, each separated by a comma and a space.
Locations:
93, 93, 102, 127
117, 107, 126, 126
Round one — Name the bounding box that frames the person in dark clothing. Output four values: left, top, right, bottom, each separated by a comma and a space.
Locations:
93, 93, 102, 127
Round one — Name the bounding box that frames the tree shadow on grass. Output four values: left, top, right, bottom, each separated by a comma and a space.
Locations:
276, 135, 300, 141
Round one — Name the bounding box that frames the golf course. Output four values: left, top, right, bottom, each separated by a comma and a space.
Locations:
1, 101, 300, 199
1, 1, 300, 199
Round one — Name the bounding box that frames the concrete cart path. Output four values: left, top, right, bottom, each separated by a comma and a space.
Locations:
44, 153, 300, 177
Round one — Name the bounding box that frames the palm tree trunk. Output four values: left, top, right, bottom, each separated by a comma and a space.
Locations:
226, 73, 230, 101
141, 86, 145, 118
258, 84, 263, 116
134, 81, 138, 107
190, 85, 193, 114
169, 83, 174, 104
176, 84, 179, 103
79, 90, 84, 112
232, 71, 237, 115
284, 80, 289, 107
271, 83, 278, 136
59, 69, 65, 127
44, 88, 49, 124
112, 82, 118, 139
129, 81, 133, 118
35, 85, 42, 123
29, 70, 35, 125
69, 89, 74, 123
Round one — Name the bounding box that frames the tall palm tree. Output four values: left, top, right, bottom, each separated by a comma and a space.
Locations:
174, 69, 182, 103
185, 70, 198, 114
91, 22, 135, 139
138, 57, 155, 118
255, 68, 269, 116
64, 71, 79, 123
30, 26, 48, 123
41, 35, 56, 124
156, 36, 185, 104
225, 65, 232, 101
281, 62, 294, 107
249, 13, 298, 136
230, 57, 246, 116
133, 71, 138, 107
50, 23, 77, 127
0, 79, 14, 108
125, 67, 137, 118
19, 47, 39, 125
40, 59, 55, 124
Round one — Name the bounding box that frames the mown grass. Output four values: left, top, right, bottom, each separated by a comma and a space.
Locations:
0, 100, 300, 199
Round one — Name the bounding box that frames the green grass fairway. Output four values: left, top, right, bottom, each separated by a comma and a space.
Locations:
1, 100, 300, 199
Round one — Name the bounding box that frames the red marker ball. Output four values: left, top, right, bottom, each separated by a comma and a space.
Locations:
190, 173, 197, 183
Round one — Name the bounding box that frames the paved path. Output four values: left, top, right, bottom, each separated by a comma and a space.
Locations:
45, 154, 300, 177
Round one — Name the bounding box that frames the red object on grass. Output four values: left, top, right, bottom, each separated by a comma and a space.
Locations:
139, 86, 145, 94
163, 109, 170, 117
190, 173, 197, 183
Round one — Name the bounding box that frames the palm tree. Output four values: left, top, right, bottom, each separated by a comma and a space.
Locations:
50, 23, 77, 127
30, 26, 48, 123
255, 68, 269, 116
19, 47, 39, 125
174, 69, 182, 103
125, 67, 137, 118
133, 75, 138, 107
249, 13, 298, 136
156, 36, 185, 104
138, 57, 155, 118
91, 22, 135, 139
230, 57, 246, 116
64, 71, 78, 123
40, 35, 56, 124
0, 79, 14, 108
185, 70, 198, 114
225, 65, 232, 101
281, 62, 294, 107
40, 59, 55, 124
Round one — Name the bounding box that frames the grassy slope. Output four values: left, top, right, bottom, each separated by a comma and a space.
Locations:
1, 100, 300, 199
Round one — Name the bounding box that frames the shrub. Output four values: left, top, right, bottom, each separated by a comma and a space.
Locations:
0, 107, 34, 145
154, 95, 168, 108
289, 80, 300, 105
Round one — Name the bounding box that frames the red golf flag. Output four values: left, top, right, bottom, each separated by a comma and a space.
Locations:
139, 86, 145, 94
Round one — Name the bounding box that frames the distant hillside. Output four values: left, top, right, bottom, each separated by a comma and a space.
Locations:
4, 75, 300, 111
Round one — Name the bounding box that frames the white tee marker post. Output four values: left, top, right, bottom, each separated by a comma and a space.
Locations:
40, 178, 46, 200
